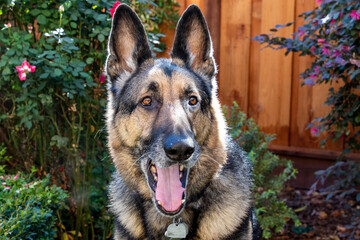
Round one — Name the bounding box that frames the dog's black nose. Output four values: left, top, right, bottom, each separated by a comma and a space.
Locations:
163, 134, 195, 161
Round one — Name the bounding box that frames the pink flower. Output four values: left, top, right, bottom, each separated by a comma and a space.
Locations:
316, 0, 322, 5
109, 1, 121, 18
311, 127, 319, 136
339, 12, 343, 18
332, 50, 341, 58
305, 75, 317, 86
310, 45, 316, 55
4, 186, 10, 190
13, 175, 18, 180
341, 45, 350, 52
350, 10, 360, 21
314, 66, 321, 74
16, 60, 36, 81
99, 73, 106, 84
2, 182, 6, 185
322, 47, 330, 55
4, 23, 11, 28
330, 19, 335, 24
317, 39, 326, 44
298, 30, 305, 37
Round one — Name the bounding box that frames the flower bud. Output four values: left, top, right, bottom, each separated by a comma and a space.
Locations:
59, 5, 64, 13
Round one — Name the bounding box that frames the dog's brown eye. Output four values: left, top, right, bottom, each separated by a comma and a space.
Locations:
142, 97, 152, 106
189, 96, 198, 106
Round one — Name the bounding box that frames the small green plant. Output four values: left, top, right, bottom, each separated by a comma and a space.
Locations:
0, 172, 67, 240
223, 102, 300, 238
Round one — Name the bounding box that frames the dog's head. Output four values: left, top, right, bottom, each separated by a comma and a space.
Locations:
106, 4, 227, 217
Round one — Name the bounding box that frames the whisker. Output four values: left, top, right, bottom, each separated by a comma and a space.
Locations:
200, 153, 222, 165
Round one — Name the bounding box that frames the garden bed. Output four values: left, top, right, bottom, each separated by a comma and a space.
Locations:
272, 187, 360, 239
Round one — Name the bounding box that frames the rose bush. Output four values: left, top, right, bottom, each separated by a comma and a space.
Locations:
0, 0, 178, 239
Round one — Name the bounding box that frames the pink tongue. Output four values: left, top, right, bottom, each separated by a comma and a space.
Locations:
155, 164, 184, 212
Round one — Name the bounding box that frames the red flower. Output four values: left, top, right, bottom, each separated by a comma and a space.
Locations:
330, 19, 335, 24
109, 1, 121, 18
60, 166, 65, 172
99, 73, 106, 84
310, 45, 316, 55
322, 47, 330, 56
311, 127, 319, 136
350, 10, 360, 21
16, 60, 36, 81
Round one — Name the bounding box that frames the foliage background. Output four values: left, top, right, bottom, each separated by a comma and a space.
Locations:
254, 0, 360, 237
0, 0, 179, 239
224, 103, 300, 238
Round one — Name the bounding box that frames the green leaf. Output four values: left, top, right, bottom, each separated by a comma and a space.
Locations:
97, 34, 105, 42
2, 67, 11, 75
54, 69, 62, 77
42, 10, 51, 17
25, 121, 32, 129
40, 72, 49, 79
6, 49, 15, 56
37, 15, 47, 25
355, 115, 360, 123
24, 34, 33, 40
70, 22, 77, 29
30, 9, 41, 16
86, 58, 94, 64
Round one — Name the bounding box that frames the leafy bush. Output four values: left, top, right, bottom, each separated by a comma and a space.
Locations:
254, 2, 360, 236
254, 0, 360, 213
254, 0, 360, 153
0, 0, 178, 239
0, 171, 67, 239
223, 102, 300, 238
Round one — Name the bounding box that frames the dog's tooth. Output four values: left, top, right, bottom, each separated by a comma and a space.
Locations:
179, 165, 184, 171
154, 175, 158, 182
157, 200, 161, 206
151, 166, 156, 173
179, 173, 182, 179
182, 199, 185, 204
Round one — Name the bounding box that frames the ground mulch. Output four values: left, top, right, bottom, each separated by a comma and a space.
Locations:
270, 187, 360, 240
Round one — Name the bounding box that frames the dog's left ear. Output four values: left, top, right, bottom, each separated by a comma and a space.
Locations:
106, 4, 153, 81
171, 5, 216, 78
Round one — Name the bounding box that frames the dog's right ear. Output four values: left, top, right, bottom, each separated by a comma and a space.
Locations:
106, 4, 153, 81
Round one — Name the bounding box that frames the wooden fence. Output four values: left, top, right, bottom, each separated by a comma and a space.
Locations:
159, 0, 359, 187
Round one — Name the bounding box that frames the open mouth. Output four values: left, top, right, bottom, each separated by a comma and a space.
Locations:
147, 160, 189, 215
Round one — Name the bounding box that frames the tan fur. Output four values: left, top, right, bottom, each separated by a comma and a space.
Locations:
107, 4, 258, 240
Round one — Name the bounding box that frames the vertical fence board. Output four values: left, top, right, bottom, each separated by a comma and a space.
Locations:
250, 0, 295, 145
219, 0, 252, 112
249, 0, 262, 117
290, 0, 343, 151
204, 0, 221, 66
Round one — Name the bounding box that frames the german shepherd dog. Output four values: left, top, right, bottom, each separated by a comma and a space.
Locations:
105, 4, 260, 240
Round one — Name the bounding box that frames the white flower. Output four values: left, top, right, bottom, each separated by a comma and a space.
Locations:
59, 5, 65, 13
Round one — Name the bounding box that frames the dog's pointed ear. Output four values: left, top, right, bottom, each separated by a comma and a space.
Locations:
106, 4, 153, 80
171, 5, 216, 78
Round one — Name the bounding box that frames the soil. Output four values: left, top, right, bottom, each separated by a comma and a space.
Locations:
270, 187, 360, 240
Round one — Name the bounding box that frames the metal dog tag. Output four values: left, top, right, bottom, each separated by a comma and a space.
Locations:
164, 218, 188, 239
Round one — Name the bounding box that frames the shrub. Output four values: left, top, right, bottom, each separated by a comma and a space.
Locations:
223, 102, 300, 239
253, 0, 360, 153
0, 0, 178, 239
0, 170, 67, 239
253, 1, 360, 236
